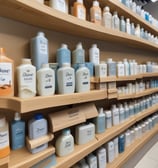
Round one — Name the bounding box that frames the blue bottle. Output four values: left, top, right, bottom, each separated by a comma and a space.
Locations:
11, 112, 25, 150
118, 134, 125, 153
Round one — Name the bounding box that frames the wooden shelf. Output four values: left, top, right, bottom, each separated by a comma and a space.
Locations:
0, 90, 106, 113
143, 72, 158, 78
9, 146, 55, 168
117, 93, 135, 100
0, 0, 158, 51
0, 156, 9, 168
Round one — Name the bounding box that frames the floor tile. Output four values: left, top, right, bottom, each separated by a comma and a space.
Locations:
135, 157, 158, 168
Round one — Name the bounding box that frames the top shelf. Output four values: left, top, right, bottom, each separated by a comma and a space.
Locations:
0, 0, 158, 51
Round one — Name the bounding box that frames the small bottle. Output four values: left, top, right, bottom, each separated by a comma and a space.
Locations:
125, 132, 131, 147
96, 147, 107, 168
57, 63, 75, 94
56, 44, 71, 67
117, 61, 125, 77
123, 58, 129, 76
37, 64, 55, 96
49, 0, 68, 13
90, 0, 102, 25
135, 24, 140, 37
73, 0, 86, 20
55, 128, 74, 157
107, 141, 115, 163
105, 110, 112, 129
0, 114, 10, 159
102, 6, 112, 29
95, 62, 107, 78
111, 105, 120, 126
120, 16, 126, 32
87, 154, 97, 168
16, 58, 36, 98
11, 112, 25, 150
89, 44, 100, 65
107, 58, 116, 76
112, 11, 120, 31
113, 137, 119, 158
30, 32, 49, 70
75, 64, 90, 93
126, 18, 131, 34
0, 48, 14, 96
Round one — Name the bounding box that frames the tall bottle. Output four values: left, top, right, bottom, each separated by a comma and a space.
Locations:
96, 147, 107, 168
0, 114, 10, 158
89, 44, 100, 65
49, 0, 68, 13
16, 58, 36, 98
112, 11, 120, 31
73, 0, 86, 20
102, 6, 112, 29
90, 0, 102, 25
111, 104, 119, 126
0, 48, 14, 96
135, 24, 140, 38
11, 112, 25, 150
30, 32, 49, 70
120, 16, 126, 32
126, 18, 131, 34
87, 154, 97, 168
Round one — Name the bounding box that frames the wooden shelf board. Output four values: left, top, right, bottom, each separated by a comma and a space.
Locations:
135, 88, 158, 98
143, 72, 158, 78
0, 156, 9, 166
117, 76, 136, 81
9, 146, 55, 168
118, 93, 135, 100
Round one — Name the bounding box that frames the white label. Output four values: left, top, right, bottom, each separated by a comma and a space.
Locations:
65, 72, 73, 87
81, 72, 89, 85
39, 39, 48, 55
77, 7, 85, 20
57, 0, 66, 12
0, 63, 12, 88
0, 131, 9, 149
43, 73, 54, 90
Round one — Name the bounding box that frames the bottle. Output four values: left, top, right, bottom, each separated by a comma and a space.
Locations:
102, 6, 112, 29
0, 48, 14, 96
56, 44, 71, 67
120, 16, 126, 32
107, 141, 115, 163
130, 22, 135, 35
96, 147, 107, 168
111, 105, 119, 126
95, 62, 107, 78
124, 102, 129, 120
79, 159, 90, 168
89, 44, 100, 65
49, 0, 68, 13
30, 32, 49, 70
57, 63, 75, 94
75, 64, 90, 93
55, 128, 74, 157
112, 11, 120, 31
90, 0, 102, 25
105, 110, 112, 129
135, 24, 140, 38
118, 134, 125, 153
123, 58, 129, 76
0, 114, 10, 159
37, 64, 55, 96
87, 154, 97, 168
11, 112, 25, 150
113, 137, 119, 158
93, 108, 106, 134
16, 58, 36, 98
73, 0, 86, 20
126, 18, 131, 34
118, 104, 125, 124
125, 132, 131, 147
117, 61, 125, 77
72, 42, 85, 64
107, 58, 116, 76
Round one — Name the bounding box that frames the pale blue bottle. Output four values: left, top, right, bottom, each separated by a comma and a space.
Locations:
11, 112, 25, 150
120, 16, 126, 32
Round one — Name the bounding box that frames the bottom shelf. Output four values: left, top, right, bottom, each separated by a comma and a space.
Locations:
0, 156, 9, 168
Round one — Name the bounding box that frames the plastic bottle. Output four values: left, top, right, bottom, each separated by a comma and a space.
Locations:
75, 64, 90, 93
120, 16, 126, 32
135, 24, 140, 38
123, 58, 129, 76
130, 22, 135, 35
57, 63, 75, 94
118, 134, 125, 153
73, 0, 86, 20
124, 102, 129, 120
49, 0, 68, 13
30, 32, 49, 70
113, 137, 119, 158
89, 44, 100, 65
107, 58, 116, 76
117, 61, 125, 77
16, 58, 36, 98
79, 159, 90, 168
105, 110, 112, 129
112, 11, 120, 31
107, 141, 115, 163
102, 6, 112, 29
87, 154, 97, 168
95, 62, 107, 78
96, 147, 107, 168
111, 104, 119, 126
11, 112, 25, 150
37, 64, 55, 96
0, 114, 10, 159
0, 48, 14, 96
126, 18, 131, 34
55, 128, 74, 157
118, 104, 125, 124
90, 0, 102, 24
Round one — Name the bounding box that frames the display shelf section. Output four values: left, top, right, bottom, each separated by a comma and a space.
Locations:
9, 146, 55, 168
0, 156, 9, 168
0, 0, 158, 51
107, 125, 158, 168
143, 72, 158, 78
0, 90, 106, 113
117, 93, 135, 100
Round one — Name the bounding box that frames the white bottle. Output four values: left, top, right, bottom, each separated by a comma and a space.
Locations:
124, 102, 129, 120
129, 60, 134, 75
102, 6, 112, 29
87, 154, 97, 168
105, 110, 112, 129
75, 64, 90, 93
95, 62, 107, 77
107, 141, 115, 163
123, 58, 129, 76
96, 147, 107, 168
118, 104, 125, 124
55, 128, 74, 157
125, 131, 131, 147
49, 0, 68, 13
120, 16, 126, 32
132, 60, 138, 75
113, 137, 119, 158
135, 24, 140, 38
112, 11, 120, 31
79, 159, 89, 168
126, 18, 131, 34
89, 44, 100, 65
117, 61, 125, 77
111, 105, 119, 126
57, 63, 75, 94
16, 58, 36, 98
37, 64, 55, 96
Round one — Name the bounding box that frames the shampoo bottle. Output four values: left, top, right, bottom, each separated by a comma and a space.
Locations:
126, 18, 131, 34
120, 16, 126, 32
0, 48, 14, 96
113, 137, 119, 158
37, 64, 55, 96
87, 154, 97, 168
16, 58, 36, 98
111, 105, 120, 126
107, 141, 115, 163
73, 0, 86, 20
118, 104, 125, 124
95, 62, 107, 78
107, 58, 116, 76
96, 147, 107, 168
112, 11, 120, 30
79, 159, 89, 168
105, 110, 112, 129
11, 112, 25, 150
118, 134, 125, 153
102, 6, 112, 29
117, 61, 125, 77
89, 44, 100, 65
49, 0, 68, 13
123, 58, 129, 76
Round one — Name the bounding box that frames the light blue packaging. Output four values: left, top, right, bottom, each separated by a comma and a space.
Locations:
56, 44, 71, 67
30, 32, 49, 70
130, 23, 135, 35
124, 103, 129, 119
119, 104, 125, 123
11, 112, 25, 150
120, 16, 126, 32
140, 28, 145, 39
85, 62, 94, 77
107, 58, 116, 76
129, 104, 134, 117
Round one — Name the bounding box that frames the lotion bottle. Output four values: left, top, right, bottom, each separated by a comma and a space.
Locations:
37, 64, 55, 96
117, 61, 125, 77
135, 24, 141, 38
87, 154, 97, 168
79, 159, 89, 168
111, 105, 119, 126
118, 104, 125, 124
89, 44, 100, 65
96, 147, 107, 168
126, 18, 131, 34
49, 0, 68, 13
105, 110, 112, 129
113, 137, 119, 158
73, 0, 86, 20
95, 62, 107, 78
107, 58, 116, 76
102, 6, 112, 29
112, 11, 120, 30
107, 141, 115, 163
118, 134, 125, 153
120, 16, 126, 32
16, 58, 36, 98
123, 58, 129, 76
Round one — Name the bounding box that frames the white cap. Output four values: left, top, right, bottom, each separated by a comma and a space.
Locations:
77, 0, 83, 4
76, 42, 83, 49
14, 112, 21, 121
126, 18, 130, 23
22, 58, 32, 64
0, 115, 6, 127
107, 58, 113, 62
61, 44, 68, 49
41, 63, 49, 68
93, 0, 99, 7
37, 32, 45, 36
104, 6, 110, 12
98, 107, 104, 114
92, 44, 97, 48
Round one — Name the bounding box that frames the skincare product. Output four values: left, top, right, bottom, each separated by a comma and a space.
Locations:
107, 58, 116, 76
107, 141, 115, 163
95, 62, 107, 78
111, 105, 119, 126
102, 6, 112, 29
96, 147, 107, 168
118, 134, 125, 153
89, 44, 100, 65
73, 0, 86, 20
49, 0, 68, 13
113, 137, 119, 158
105, 110, 112, 129
87, 154, 97, 168
112, 11, 120, 30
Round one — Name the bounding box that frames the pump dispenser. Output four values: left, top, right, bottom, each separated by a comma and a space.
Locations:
73, 0, 86, 20
102, 6, 112, 29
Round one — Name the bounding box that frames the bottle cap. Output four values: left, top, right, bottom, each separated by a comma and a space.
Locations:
0, 48, 6, 57
93, 0, 99, 7
14, 112, 21, 121
37, 32, 45, 36
98, 107, 104, 114
107, 58, 112, 62
126, 18, 130, 22
76, 42, 83, 50
92, 44, 97, 48
62, 63, 70, 67
41, 64, 49, 68
34, 113, 43, 120
0, 115, 6, 127
61, 44, 68, 49
104, 6, 110, 12
22, 58, 32, 64
62, 128, 71, 135
113, 11, 117, 15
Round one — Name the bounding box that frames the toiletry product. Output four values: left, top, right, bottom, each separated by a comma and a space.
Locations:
129, 60, 134, 75
79, 159, 89, 168
75, 123, 95, 145
55, 128, 74, 157
118, 104, 125, 124
93, 108, 106, 134
95, 62, 107, 78
124, 102, 129, 120
56, 44, 71, 67
75, 64, 90, 93
31, 143, 48, 154
135, 24, 140, 37
72, 42, 85, 64
16, 58, 36, 98
102, 6, 112, 29
0, 114, 10, 158
96, 147, 107, 168
111, 105, 119, 126
90, 0, 102, 24
0, 48, 14, 96
30, 32, 49, 70
85, 62, 94, 77
126, 18, 131, 34
117, 61, 125, 77
113, 137, 119, 158
89, 44, 100, 65
57, 63, 75, 94
112, 11, 120, 30
37, 64, 55, 96
107, 58, 116, 76
105, 110, 112, 129
107, 141, 115, 163
73, 0, 86, 20
131, 23, 135, 35
118, 134, 125, 153
123, 58, 129, 76
49, 0, 68, 13
120, 16, 126, 32
11, 112, 25, 150
87, 154, 97, 168
125, 132, 131, 147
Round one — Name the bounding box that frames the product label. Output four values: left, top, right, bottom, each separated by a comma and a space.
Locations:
15, 128, 24, 138
81, 72, 89, 85
77, 7, 86, 20
0, 63, 12, 89
43, 73, 53, 89
57, 0, 66, 12
0, 131, 9, 149
39, 39, 48, 55
65, 140, 72, 148
65, 72, 73, 87
100, 65, 107, 77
